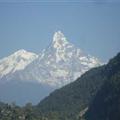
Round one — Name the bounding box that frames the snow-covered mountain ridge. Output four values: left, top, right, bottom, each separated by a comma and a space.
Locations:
0, 31, 101, 87
0, 49, 38, 78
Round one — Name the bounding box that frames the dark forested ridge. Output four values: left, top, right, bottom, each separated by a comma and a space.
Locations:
0, 53, 120, 120
85, 52, 120, 120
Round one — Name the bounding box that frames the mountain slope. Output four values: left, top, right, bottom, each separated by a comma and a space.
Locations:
36, 66, 106, 120
85, 53, 120, 120
9, 31, 101, 87
36, 53, 120, 120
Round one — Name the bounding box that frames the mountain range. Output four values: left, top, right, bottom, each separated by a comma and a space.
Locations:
0, 31, 101, 105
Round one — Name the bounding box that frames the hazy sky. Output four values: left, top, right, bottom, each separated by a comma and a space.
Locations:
0, 0, 120, 62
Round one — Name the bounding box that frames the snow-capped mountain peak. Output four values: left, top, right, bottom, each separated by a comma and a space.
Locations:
0, 49, 38, 78
53, 31, 69, 49
9, 32, 101, 87
53, 31, 67, 42
50, 31, 75, 63
0, 32, 102, 87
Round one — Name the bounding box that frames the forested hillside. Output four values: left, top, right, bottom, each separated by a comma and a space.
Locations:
85, 53, 120, 120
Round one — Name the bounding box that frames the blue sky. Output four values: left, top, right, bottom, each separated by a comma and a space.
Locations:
0, 0, 120, 62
